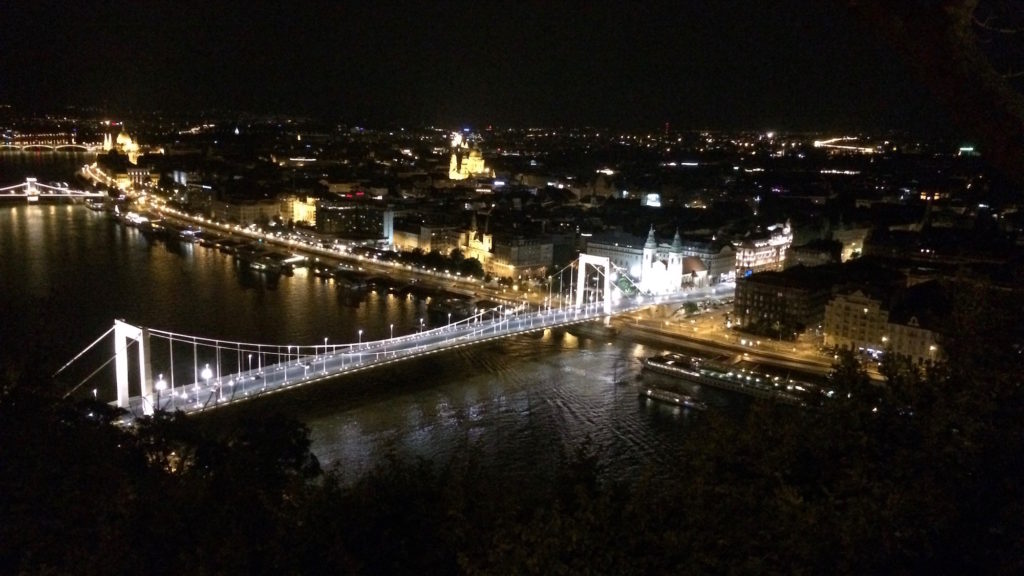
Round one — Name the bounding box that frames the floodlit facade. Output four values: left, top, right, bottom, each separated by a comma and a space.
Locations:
448, 132, 492, 180
105, 130, 142, 165
735, 221, 793, 277
585, 227, 700, 294
280, 195, 317, 226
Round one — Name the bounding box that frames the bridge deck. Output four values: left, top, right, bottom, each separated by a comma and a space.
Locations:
120, 301, 670, 417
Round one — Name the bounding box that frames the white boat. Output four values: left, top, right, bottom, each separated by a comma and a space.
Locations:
639, 387, 708, 410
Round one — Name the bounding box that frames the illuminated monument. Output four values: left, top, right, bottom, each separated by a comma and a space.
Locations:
103, 129, 141, 165
448, 132, 492, 180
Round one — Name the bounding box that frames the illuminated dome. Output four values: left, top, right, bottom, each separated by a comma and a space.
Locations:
449, 146, 491, 180
111, 128, 140, 165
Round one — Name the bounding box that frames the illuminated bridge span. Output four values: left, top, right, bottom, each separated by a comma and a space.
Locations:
0, 143, 102, 152
1, 178, 106, 201
58, 256, 711, 418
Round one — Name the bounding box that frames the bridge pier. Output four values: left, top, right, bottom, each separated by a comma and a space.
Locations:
114, 320, 154, 415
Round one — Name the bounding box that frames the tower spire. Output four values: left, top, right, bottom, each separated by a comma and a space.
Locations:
644, 224, 657, 249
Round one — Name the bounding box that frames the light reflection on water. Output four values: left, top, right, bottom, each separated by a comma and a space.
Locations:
259, 334, 705, 485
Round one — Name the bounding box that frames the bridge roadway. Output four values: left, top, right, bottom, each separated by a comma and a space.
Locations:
125, 293, 700, 417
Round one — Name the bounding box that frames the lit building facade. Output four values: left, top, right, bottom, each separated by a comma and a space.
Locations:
886, 317, 942, 366
585, 227, 695, 294
678, 237, 736, 284
734, 273, 830, 331
458, 217, 492, 264
587, 229, 740, 292
824, 284, 943, 365
317, 200, 394, 242
489, 236, 553, 279
125, 166, 157, 187
209, 198, 281, 225
280, 195, 317, 226
104, 130, 141, 165
734, 221, 793, 277
448, 132, 492, 180
823, 290, 890, 355
394, 223, 462, 254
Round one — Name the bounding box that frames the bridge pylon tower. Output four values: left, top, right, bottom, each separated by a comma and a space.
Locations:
114, 320, 154, 415
575, 254, 613, 315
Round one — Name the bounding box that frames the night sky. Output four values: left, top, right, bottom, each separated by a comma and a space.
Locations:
2, 1, 950, 132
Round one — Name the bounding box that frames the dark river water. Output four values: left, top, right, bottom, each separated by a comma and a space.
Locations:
0, 152, 710, 484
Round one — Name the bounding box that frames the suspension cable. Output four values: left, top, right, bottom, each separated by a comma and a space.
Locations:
52, 325, 116, 378
61, 338, 136, 399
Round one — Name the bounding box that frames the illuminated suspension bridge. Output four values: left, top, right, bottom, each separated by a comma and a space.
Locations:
57, 255, 703, 418
0, 178, 106, 201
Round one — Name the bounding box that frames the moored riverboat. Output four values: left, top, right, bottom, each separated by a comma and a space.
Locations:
642, 354, 807, 406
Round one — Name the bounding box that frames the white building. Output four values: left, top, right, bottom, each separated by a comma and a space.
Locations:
585, 227, 705, 294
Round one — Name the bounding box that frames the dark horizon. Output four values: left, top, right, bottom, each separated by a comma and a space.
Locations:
2, 1, 954, 135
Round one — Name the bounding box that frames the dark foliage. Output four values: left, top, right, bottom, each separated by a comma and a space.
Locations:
385, 248, 485, 279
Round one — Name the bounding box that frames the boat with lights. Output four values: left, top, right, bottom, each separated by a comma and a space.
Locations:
642, 353, 808, 406
639, 386, 707, 410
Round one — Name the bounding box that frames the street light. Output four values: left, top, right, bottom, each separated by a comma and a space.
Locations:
155, 374, 166, 411
202, 364, 215, 400
324, 337, 329, 374
358, 329, 362, 349
248, 353, 253, 374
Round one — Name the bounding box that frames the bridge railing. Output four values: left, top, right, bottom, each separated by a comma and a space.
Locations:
128, 301, 629, 416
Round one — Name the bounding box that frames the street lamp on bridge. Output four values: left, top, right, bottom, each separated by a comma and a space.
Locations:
155, 374, 166, 411
324, 337, 329, 374
202, 364, 214, 401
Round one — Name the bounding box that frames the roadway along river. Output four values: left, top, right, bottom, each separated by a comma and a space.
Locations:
0, 157, 724, 484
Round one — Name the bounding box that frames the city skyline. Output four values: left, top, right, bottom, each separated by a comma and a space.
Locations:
2, 1, 952, 133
